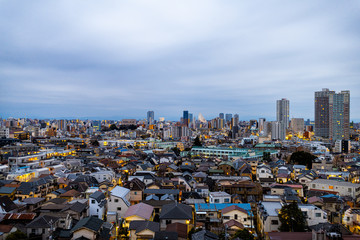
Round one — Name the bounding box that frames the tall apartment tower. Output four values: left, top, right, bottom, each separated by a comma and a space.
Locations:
329, 90, 350, 140
315, 89, 350, 140
147, 111, 154, 125
276, 98, 290, 129
315, 89, 334, 138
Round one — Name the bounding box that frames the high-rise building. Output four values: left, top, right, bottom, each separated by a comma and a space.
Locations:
315, 89, 350, 140
233, 114, 239, 127
276, 98, 289, 129
271, 121, 285, 140
225, 114, 232, 123
259, 118, 266, 132
315, 89, 334, 138
329, 90, 350, 140
219, 113, 224, 119
183, 110, 189, 126
147, 111, 154, 125
290, 118, 304, 135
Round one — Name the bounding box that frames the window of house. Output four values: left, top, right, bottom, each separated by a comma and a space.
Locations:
224, 198, 229, 203
315, 213, 321, 218
244, 218, 247, 222
134, 192, 137, 195
214, 199, 219, 203
234, 214, 238, 220
223, 216, 230, 220
271, 220, 279, 225
91, 200, 95, 204
97, 209, 99, 212
117, 207, 121, 211
115, 199, 119, 203
348, 188, 352, 193
166, 220, 171, 225
32, 229, 36, 233
42, 229, 45, 234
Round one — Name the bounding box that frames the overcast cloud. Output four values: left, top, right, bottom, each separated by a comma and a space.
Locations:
0, 0, 359, 121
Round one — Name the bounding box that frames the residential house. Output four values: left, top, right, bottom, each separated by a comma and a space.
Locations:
89, 191, 107, 220
123, 178, 146, 205
209, 192, 231, 204
71, 216, 110, 240
107, 186, 131, 220
0, 187, 16, 200
159, 202, 193, 231
25, 215, 60, 240
0, 196, 17, 213
221, 205, 254, 230
298, 204, 328, 226
129, 220, 159, 240
124, 203, 154, 227
308, 179, 360, 201
256, 164, 274, 181
257, 201, 282, 237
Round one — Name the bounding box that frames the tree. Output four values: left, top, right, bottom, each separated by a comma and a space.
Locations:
90, 140, 99, 147
193, 136, 202, 147
6, 230, 27, 240
231, 229, 254, 240
171, 147, 181, 156
289, 151, 316, 169
278, 202, 306, 232
109, 124, 118, 131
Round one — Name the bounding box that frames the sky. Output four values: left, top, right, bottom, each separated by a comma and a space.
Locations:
0, 0, 360, 121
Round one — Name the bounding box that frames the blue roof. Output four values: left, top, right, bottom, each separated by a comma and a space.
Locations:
195, 203, 253, 215
320, 194, 339, 198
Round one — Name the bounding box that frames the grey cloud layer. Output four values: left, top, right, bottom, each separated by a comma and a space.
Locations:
0, 0, 359, 120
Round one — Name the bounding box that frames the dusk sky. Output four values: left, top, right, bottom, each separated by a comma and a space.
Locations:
1, 1, 359, 121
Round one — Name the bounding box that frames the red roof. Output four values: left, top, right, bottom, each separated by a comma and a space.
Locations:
222, 205, 248, 215
3, 213, 36, 220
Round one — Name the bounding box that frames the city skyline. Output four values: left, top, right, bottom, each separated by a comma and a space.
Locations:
0, 1, 360, 120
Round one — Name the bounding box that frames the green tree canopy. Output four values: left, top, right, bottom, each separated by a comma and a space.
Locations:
6, 230, 27, 240
231, 229, 254, 240
289, 151, 316, 169
278, 202, 306, 232
171, 147, 181, 156
193, 136, 202, 147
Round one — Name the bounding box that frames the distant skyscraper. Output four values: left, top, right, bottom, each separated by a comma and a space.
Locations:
198, 113, 206, 123
183, 110, 189, 126
219, 113, 224, 119
147, 111, 154, 125
225, 113, 232, 123
276, 98, 289, 129
233, 114, 239, 127
315, 89, 350, 140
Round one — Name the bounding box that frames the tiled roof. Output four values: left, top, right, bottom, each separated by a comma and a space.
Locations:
25, 215, 59, 229
221, 205, 248, 215
124, 203, 154, 219
71, 216, 103, 233
160, 202, 192, 220
3, 213, 36, 220
129, 220, 159, 233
